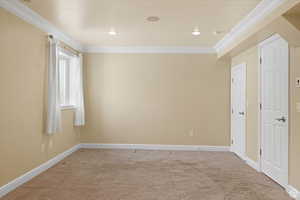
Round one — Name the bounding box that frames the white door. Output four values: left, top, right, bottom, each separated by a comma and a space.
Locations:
231, 63, 246, 159
260, 35, 289, 188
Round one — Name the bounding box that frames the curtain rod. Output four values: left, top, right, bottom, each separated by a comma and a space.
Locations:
48, 35, 80, 56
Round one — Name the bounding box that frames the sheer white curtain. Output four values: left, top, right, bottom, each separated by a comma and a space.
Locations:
47, 38, 62, 134
71, 54, 85, 126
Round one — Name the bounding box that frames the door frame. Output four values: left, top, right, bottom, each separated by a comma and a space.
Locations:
258, 34, 289, 188
231, 63, 246, 160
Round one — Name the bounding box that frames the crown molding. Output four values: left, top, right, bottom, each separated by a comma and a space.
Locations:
214, 0, 287, 53
0, 0, 215, 54
0, 0, 287, 55
0, 0, 82, 51
83, 46, 216, 54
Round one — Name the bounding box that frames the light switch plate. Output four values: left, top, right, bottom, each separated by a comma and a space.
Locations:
296, 77, 300, 88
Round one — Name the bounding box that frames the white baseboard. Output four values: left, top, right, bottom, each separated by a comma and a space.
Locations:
80, 143, 230, 152
243, 156, 300, 200
245, 156, 261, 172
243, 157, 300, 200
286, 185, 300, 200
0, 144, 81, 198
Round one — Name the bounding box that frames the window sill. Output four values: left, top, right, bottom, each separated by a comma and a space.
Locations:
61, 105, 76, 111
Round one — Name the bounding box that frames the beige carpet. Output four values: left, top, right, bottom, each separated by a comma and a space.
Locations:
1, 149, 293, 200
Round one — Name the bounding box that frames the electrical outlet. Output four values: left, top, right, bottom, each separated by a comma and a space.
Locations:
189, 129, 195, 137
41, 143, 45, 153
296, 77, 300, 88
49, 139, 53, 149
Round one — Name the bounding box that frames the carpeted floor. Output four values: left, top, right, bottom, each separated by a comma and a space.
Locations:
1, 149, 293, 200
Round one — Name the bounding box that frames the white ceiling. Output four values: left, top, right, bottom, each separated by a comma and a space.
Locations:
21, 0, 262, 47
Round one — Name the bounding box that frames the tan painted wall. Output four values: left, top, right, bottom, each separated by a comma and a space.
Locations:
231, 46, 260, 162
81, 53, 231, 146
289, 47, 300, 190
231, 44, 300, 190
0, 8, 80, 187
283, 15, 300, 32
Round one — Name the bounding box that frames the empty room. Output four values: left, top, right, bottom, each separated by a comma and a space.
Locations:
1, 0, 300, 199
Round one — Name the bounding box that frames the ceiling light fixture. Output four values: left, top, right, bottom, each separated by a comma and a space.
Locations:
192, 30, 201, 36
213, 30, 224, 35
108, 30, 117, 35
147, 16, 160, 22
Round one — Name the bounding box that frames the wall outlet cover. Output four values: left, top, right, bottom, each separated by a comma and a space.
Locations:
296, 78, 300, 88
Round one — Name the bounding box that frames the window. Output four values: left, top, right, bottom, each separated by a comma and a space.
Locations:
58, 50, 76, 108
47, 39, 85, 133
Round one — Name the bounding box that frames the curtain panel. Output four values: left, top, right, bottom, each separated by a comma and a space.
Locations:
47, 38, 62, 134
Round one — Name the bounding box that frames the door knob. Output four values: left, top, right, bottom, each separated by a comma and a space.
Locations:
275, 116, 286, 123
239, 112, 245, 115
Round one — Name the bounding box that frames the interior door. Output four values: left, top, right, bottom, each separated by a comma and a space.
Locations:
231, 63, 246, 159
260, 35, 289, 188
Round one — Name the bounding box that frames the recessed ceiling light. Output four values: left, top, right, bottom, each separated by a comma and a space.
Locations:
192, 30, 201, 36
213, 30, 224, 35
147, 16, 160, 22
108, 30, 117, 35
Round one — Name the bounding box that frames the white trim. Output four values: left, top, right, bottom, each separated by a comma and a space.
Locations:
229, 146, 235, 153
258, 34, 282, 47
286, 185, 300, 200
231, 63, 247, 161
214, 0, 287, 53
0, 0, 216, 55
83, 46, 216, 54
0, 144, 80, 198
0, 0, 288, 54
80, 143, 230, 151
257, 46, 262, 172
245, 156, 261, 172
0, 0, 82, 51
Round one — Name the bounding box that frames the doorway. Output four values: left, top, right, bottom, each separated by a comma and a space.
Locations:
259, 34, 289, 188
231, 63, 246, 160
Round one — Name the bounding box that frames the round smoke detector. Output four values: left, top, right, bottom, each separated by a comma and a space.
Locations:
147, 16, 160, 22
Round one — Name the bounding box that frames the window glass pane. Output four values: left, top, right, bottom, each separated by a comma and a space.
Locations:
69, 57, 77, 106
59, 57, 67, 106
58, 51, 77, 108
65, 58, 71, 106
